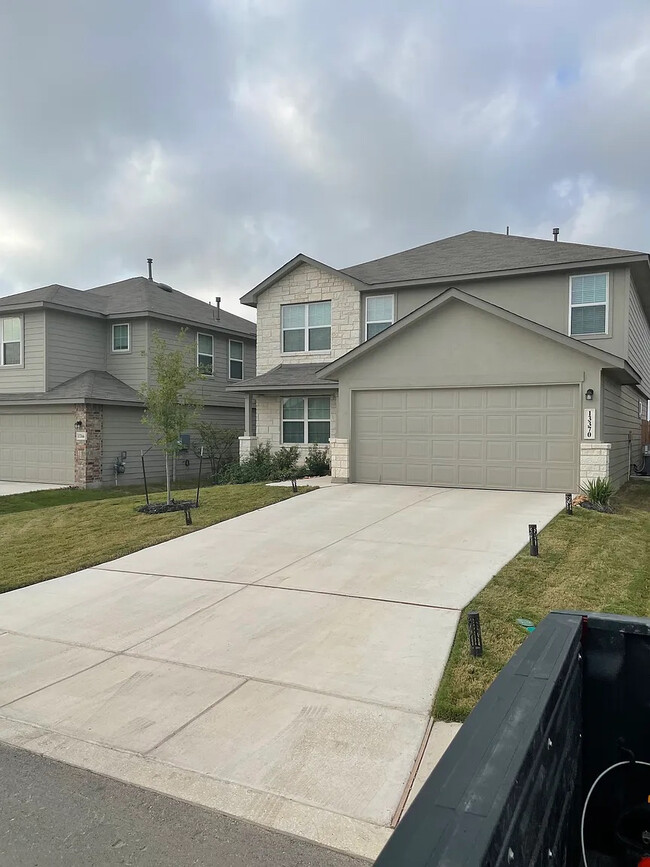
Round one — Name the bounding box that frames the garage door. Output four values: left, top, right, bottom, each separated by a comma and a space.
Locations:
353, 385, 579, 492
0, 411, 75, 484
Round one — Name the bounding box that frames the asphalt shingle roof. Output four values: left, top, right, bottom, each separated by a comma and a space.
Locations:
230, 363, 336, 391
342, 231, 647, 285
0, 370, 142, 405
0, 277, 256, 336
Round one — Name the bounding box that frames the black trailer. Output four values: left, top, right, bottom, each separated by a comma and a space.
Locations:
374, 612, 650, 867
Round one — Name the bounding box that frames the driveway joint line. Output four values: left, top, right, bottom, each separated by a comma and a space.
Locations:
143, 678, 250, 756
0, 712, 399, 837
0, 649, 119, 711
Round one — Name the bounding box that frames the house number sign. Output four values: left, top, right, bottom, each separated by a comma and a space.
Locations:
75, 431, 87, 442
583, 408, 595, 440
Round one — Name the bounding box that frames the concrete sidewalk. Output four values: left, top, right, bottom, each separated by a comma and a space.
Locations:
0, 484, 563, 859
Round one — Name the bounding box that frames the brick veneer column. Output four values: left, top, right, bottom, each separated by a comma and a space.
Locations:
74, 403, 103, 488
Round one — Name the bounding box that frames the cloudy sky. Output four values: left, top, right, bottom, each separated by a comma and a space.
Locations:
1, 0, 649, 320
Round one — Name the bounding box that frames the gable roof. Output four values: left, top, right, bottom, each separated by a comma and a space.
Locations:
343, 231, 648, 286
239, 253, 368, 307
320, 287, 640, 382
0, 277, 256, 337
0, 370, 142, 406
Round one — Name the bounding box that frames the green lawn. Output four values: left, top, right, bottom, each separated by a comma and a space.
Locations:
0, 483, 310, 594
0, 480, 203, 517
433, 481, 650, 723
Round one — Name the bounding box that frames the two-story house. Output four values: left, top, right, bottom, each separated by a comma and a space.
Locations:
231, 231, 650, 493
0, 271, 256, 487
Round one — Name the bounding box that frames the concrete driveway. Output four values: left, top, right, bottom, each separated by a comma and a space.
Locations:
0, 484, 562, 859
0, 481, 66, 496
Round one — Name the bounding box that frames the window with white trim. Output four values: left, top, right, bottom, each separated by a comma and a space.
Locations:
570, 274, 608, 335
1, 316, 21, 366
365, 295, 394, 339
282, 396, 330, 443
111, 323, 130, 352
229, 339, 243, 379
281, 301, 331, 352
197, 332, 214, 375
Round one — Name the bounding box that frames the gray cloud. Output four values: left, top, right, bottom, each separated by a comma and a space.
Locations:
1, 0, 649, 319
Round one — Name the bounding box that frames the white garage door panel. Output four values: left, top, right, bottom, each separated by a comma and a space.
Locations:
353, 386, 579, 493
0, 412, 74, 484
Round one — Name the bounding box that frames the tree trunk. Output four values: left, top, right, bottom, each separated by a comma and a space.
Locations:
165, 451, 172, 505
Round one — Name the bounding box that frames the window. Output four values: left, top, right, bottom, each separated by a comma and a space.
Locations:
282, 396, 331, 443
282, 301, 331, 352
570, 274, 608, 335
111, 323, 130, 352
197, 332, 214, 375
1, 317, 21, 366
366, 295, 394, 339
229, 340, 244, 379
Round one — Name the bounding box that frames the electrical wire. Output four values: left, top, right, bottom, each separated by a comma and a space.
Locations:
581, 760, 650, 867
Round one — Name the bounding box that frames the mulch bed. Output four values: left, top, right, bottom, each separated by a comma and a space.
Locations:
136, 500, 195, 515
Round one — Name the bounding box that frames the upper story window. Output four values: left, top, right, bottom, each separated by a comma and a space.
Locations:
282, 301, 331, 353
197, 332, 214, 376
229, 340, 244, 380
366, 295, 394, 340
570, 274, 608, 336
111, 323, 130, 352
1, 316, 22, 366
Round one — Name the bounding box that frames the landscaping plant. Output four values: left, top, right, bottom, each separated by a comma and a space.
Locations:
581, 477, 613, 508
304, 444, 330, 476
193, 422, 242, 480
139, 330, 203, 504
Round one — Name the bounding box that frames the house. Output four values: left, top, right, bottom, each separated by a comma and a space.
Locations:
0, 271, 256, 487
230, 231, 650, 493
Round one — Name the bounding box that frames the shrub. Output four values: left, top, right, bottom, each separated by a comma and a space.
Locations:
193, 422, 242, 481
304, 444, 330, 476
581, 477, 613, 507
217, 442, 303, 484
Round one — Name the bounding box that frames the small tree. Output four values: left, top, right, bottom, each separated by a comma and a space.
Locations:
192, 422, 242, 480
139, 330, 203, 504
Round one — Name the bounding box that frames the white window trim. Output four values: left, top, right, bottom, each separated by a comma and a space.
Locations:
365, 294, 395, 340
196, 331, 214, 376
0, 315, 23, 367
111, 322, 131, 353
568, 273, 609, 337
281, 301, 332, 354
228, 339, 244, 380
281, 395, 331, 444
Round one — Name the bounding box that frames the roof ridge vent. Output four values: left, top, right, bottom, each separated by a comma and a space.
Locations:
157, 282, 173, 293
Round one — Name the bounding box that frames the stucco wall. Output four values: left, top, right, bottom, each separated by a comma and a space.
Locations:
255, 264, 360, 374
387, 265, 630, 362
335, 299, 603, 440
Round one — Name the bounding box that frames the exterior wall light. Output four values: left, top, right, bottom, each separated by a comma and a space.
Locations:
585, 389, 594, 401
74, 420, 83, 430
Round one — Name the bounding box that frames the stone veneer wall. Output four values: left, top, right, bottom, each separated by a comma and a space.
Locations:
329, 438, 349, 482
579, 441, 611, 490
255, 263, 360, 374
74, 403, 103, 488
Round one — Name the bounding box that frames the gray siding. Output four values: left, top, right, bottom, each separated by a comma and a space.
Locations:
106, 318, 149, 391
102, 404, 244, 485
0, 311, 45, 392
384, 266, 630, 361
627, 277, 650, 396
601, 377, 645, 489
147, 319, 255, 408
46, 310, 106, 388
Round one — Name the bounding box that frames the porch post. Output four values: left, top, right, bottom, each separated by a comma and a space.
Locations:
244, 392, 252, 436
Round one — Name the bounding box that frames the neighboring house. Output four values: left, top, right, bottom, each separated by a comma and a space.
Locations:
230, 231, 650, 493
0, 273, 256, 486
